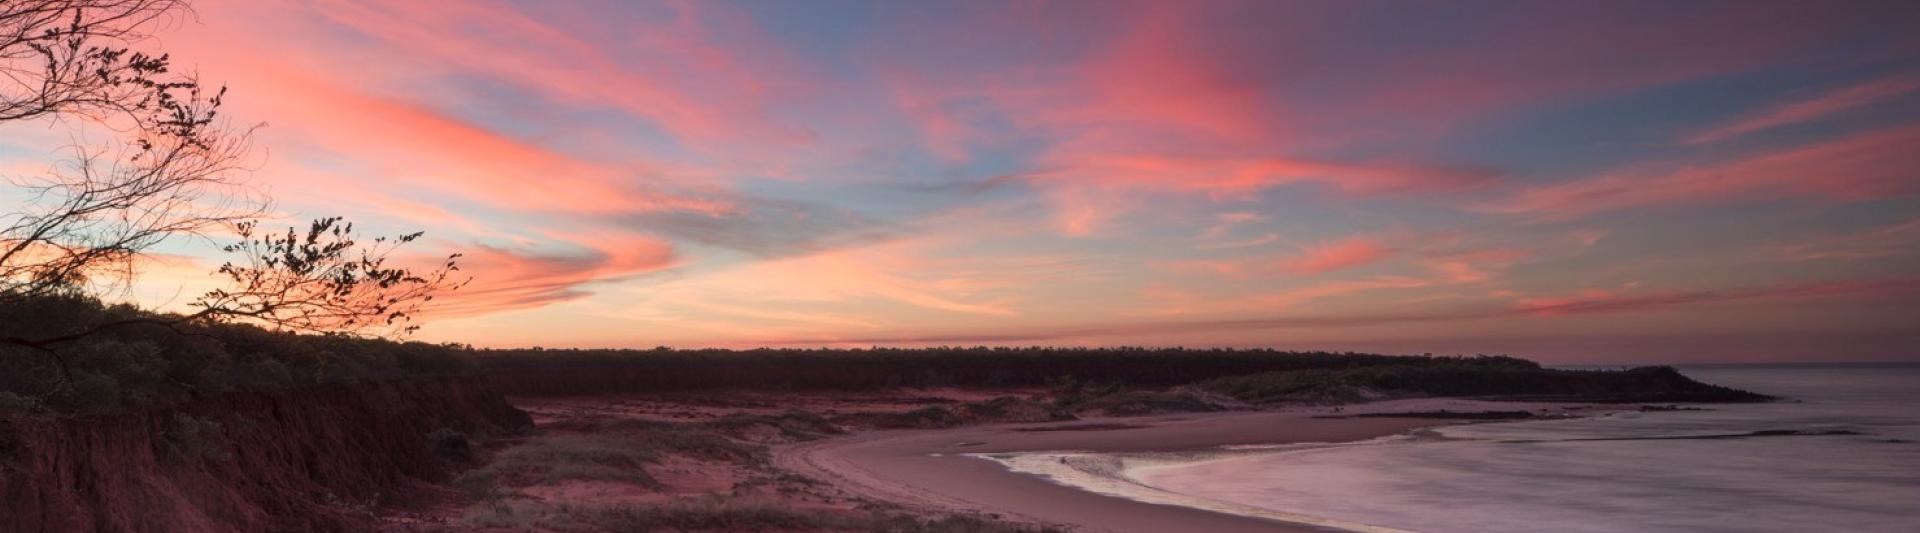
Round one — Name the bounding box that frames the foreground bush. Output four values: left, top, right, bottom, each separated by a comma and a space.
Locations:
1, 294, 470, 414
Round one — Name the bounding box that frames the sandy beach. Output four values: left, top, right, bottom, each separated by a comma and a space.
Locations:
775, 398, 1590, 532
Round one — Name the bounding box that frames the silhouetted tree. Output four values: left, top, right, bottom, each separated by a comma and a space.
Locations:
3, 0, 251, 299
1, 1, 465, 386
195, 217, 466, 336
2, 0, 190, 125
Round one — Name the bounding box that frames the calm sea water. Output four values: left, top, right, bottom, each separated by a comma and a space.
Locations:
1129, 364, 1920, 532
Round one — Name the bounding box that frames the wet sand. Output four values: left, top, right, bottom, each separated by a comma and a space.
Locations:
776, 398, 1565, 532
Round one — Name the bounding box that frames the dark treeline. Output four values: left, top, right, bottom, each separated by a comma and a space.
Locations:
1200, 365, 1774, 404
1, 295, 470, 414
472, 347, 1539, 395
3, 295, 1765, 413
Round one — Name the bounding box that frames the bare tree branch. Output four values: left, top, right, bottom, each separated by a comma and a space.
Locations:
2, 0, 191, 126
1, 1, 470, 393
195, 217, 468, 337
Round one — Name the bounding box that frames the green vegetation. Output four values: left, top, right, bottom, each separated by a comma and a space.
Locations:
1046, 376, 1241, 415
447, 408, 1062, 531
159, 413, 233, 464
455, 420, 769, 499
697, 410, 845, 441
458, 434, 664, 495
5, 296, 1768, 416
2, 0, 465, 416
0, 294, 471, 414
474, 346, 1539, 395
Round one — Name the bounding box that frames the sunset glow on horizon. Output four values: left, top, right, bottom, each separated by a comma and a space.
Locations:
6, 0, 1917, 363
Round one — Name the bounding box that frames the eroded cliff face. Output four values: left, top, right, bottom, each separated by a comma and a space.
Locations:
0, 376, 531, 532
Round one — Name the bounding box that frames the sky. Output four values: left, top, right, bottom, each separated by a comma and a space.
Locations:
5, 0, 1920, 363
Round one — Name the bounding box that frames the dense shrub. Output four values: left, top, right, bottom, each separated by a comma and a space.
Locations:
161, 413, 233, 464
1, 294, 473, 414
474, 346, 1538, 395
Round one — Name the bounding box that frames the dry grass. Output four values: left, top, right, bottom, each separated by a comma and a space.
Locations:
454, 419, 778, 497
451, 409, 1059, 532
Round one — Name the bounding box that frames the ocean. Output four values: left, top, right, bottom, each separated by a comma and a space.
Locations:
996, 364, 1920, 532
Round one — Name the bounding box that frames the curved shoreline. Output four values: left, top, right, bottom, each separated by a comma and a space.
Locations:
973, 429, 1460, 533
972, 444, 1418, 533
775, 398, 1590, 532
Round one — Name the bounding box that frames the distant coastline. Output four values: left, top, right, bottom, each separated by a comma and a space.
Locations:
4, 322, 1781, 531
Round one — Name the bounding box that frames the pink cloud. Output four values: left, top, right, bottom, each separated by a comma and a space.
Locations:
1280, 237, 1393, 274
880, 4, 1511, 236
75, 0, 1917, 352
1487, 125, 1920, 219
776, 275, 1920, 346
1197, 234, 1282, 251
140, 8, 757, 318
1169, 234, 1535, 283
157, 2, 748, 219
1338, 6, 1845, 136
870, 2, 1900, 236
262, 76, 733, 216
1419, 249, 1530, 284
1035, 154, 1495, 197
1025, 154, 1493, 235
1514, 278, 1920, 316
427, 232, 678, 318
1686, 74, 1920, 144
1165, 259, 1249, 278
1199, 212, 1267, 240
1167, 236, 1393, 278
884, 72, 984, 162
1147, 276, 1434, 316
1757, 217, 1920, 262
283, 0, 808, 146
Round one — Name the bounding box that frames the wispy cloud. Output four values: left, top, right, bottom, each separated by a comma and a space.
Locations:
1279, 237, 1393, 274
1686, 74, 1920, 144
1755, 217, 1920, 262
427, 232, 678, 317
47, 0, 1914, 360
765, 276, 1920, 346
1514, 277, 1920, 316
1485, 125, 1920, 219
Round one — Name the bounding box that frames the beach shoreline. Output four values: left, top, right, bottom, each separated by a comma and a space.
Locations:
774, 398, 1608, 533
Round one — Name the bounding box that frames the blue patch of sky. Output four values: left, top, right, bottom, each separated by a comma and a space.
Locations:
1437, 61, 1920, 186
732, 0, 876, 77
1555, 200, 1911, 289
412, 72, 696, 165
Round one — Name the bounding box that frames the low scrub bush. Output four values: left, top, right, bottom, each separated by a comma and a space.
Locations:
0, 294, 474, 414
160, 413, 232, 464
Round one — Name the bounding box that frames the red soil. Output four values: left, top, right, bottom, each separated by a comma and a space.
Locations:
0, 376, 530, 533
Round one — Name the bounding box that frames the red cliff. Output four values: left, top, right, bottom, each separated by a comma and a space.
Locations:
0, 376, 530, 532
